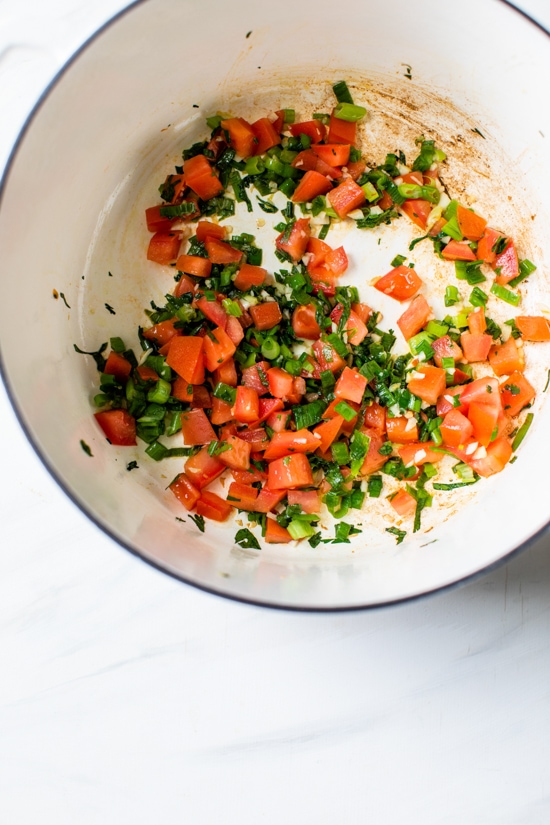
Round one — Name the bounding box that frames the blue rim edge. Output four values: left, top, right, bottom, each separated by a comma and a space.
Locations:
0, 0, 549, 613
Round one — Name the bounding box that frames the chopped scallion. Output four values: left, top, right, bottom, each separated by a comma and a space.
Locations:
490, 283, 521, 306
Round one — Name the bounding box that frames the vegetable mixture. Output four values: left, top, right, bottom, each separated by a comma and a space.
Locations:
80, 81, 548, 547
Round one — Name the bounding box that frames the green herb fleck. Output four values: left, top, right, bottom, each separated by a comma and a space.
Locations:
234, 528, 261, 549
80, 439, 93, 456
386, 526, 406, 545
188, 514, 205, 533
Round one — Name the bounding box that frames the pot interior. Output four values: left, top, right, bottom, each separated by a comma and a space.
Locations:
1, 0, 549, 608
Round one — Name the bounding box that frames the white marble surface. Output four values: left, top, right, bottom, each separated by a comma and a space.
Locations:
1, 2, 550, 822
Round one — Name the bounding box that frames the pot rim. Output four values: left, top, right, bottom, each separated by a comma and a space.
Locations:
0, 0, 548, 612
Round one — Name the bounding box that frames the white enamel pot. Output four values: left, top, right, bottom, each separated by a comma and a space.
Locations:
1, 0, 549, 610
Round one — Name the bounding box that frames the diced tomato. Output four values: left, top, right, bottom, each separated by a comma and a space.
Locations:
322, 397, 358, 428
468, 436, 513, 478
431, 335, 463, 367
181, 409, 216, 446
94, 409, 136, 446
512, 316, 549, 343
306, 237, 332, 277
276, 218, 311, 261
467, 307, 487, 336
429, 217, 447, 237
225, 315, 244, 346
468, 401, 499, 447
346, 160, 366, 181
234, 385, 260, 423
166, 336, 204, 384
169, 472, 201, 511
204, 238, 243, 265
287, 489, 321, 514
345, 308, 369, 346
142, 318, 181, 348
359, 428, 388, 475
292, 304, 322, 339
267, 453, 314, 490
327, 178, 366, 218
233, 263, 266, 290
265, 517, 293, 543
441, 240, 477, 261
171, 375, 192, 403
174, 273, 196, 298
378, 191, 393, 210
494, 239, 519, 284
226, 481, 259, 510
460, 332, 492, 363
213, 357, 238, 388
203, 326, 236, 372
408, 365, 446, 406
183, 154, 224, 200
390, 490, 416, 517
334, 367, 367, 404
500, 372, 535, 417
488, 337, 524, 376
311, 144, 350, 167
328, 305, 367, 346
264, 367, 292, 399
196, 490, 233, 522
451, 368, 472, 386
136, 365, 159, 382
401, 171, 424, 186
210, 397, 234, 425
327, 111, 356, 144
292, 170, 333, 203
460, 377, 501, 409
103, 351, 132, 382
289, 120, 326, 143
440, 409, 474, 448
237, 428, 269, 452
456, 204, 487, 241
145, 205, 174, 234
176, 254, 212, 279
312, 339, 347, 375
147, 232, 181, 265
292, 149, 342, 181
312, 415, 343, 452
374, 265, 422, 301
436, 386, 467, 417
397, 295, 432, 341
249, 301, 282, 331
251, 117, 280, 155
218, 434, 251, 470
195, 221, 227, 242
184, 446, 225, 489
291, 149, 321, 174
351, 303, 372, 325
398, 442, 444, 467
191, 385, 212, 409
249, 487, 285, 514
248, 398, 283, 428
231, 466, 267, 485
266, 408, 292, 433
386, 416, 418, 443
195, 295, 228, 328
363, 402, 386, 432
325, 246, 348, 276
401, 199, 432, 230
477, 227, 506, 265
272, 110, 285, 133
241, 361, 270, 396
263, 429, 322, 460
220, 117, 257, 158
